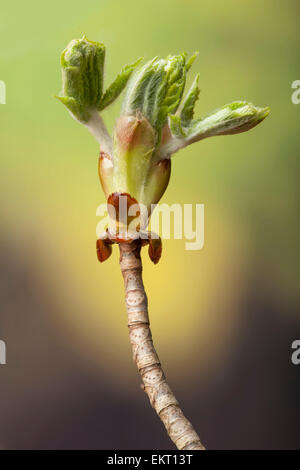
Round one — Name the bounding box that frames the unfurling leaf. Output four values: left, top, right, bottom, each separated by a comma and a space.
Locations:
169, 101, 270, 143
58, 36, 105, 122
178, 73, 200, 123
122, 54, 187, 137
185, 51, 199, 72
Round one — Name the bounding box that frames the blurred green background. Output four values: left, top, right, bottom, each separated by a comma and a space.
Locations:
1, 0, 299, 449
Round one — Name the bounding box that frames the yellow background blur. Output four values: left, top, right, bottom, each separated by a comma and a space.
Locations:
0, 0, 299, 449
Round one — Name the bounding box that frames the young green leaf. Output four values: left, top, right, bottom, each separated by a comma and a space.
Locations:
178, 73, 200, 123
168, 114, 185, 138
122, 54, 187, 137
185, 51, 199, 72
58, 36, 105, 122
187, 101, 270, 140
170, 101, 270, 143
153, 54, 186, 132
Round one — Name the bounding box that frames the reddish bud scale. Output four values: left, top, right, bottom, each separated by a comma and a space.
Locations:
115, 114, 155, 152
98, 151, 113, 198
96, 238, 112, 263
148, 237, 162, 264
107, 192, 140, 225
96, 230, 162, 264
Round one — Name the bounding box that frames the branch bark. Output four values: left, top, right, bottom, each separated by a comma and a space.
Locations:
119, 240, 205, 450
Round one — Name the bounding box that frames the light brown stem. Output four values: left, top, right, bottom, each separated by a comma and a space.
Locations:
119, 240, 205, 450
